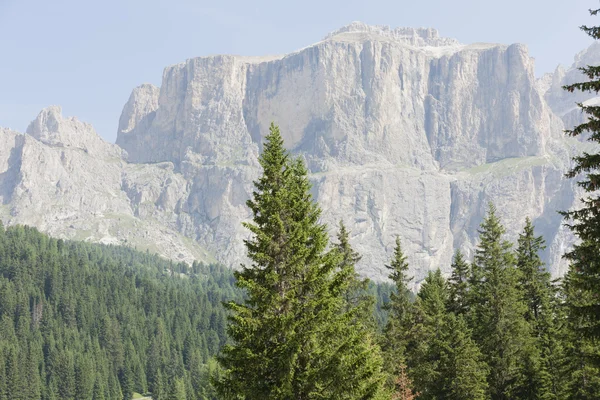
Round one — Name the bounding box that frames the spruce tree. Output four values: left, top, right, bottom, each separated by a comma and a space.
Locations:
469, 203, 533, 399
410, 270, 488, 400
25, 344, 42, 400
561, 6, 600, 342
382, 237, 415, 379
442, 313, 489, 400
409, 269, 447, 398
74, 354, 94, 400
152, 369, 166, 400
516, 218, 567, 399
167, 377, 186, 400
517, 218, 551, 325
334, 221, 373, 320
447, 250, 471, 315
92, 374, 106, 400
216, 123, 386, 399
563, 270, 600, 399
0, 348, 5, 400
5, 346, 22, 400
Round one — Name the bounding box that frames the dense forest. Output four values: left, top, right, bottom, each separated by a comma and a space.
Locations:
0, 224, 393, 400
0, 224, 241, 399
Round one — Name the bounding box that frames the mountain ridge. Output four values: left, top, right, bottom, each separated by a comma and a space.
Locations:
1, 23, 596, 282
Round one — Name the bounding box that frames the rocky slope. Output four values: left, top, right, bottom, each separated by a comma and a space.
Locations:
542, 41, 600, 132
1, 23, 595, 281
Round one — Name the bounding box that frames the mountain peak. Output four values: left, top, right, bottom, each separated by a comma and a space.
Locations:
25, 106, 121, 157
323, 22, 461, 47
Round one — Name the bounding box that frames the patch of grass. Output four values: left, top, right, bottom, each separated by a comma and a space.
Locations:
465, 156, 552, 177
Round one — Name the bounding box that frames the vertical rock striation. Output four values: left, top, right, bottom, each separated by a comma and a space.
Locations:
0, 23, 588, 282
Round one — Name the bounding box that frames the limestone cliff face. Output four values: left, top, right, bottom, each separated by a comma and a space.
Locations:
543, 41, 600, 130
0, 107, 213, 264
0, 23, 587, 282
120, 24, 559, 172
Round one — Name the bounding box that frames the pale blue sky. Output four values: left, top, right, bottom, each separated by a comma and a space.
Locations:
0, 0, 597, 142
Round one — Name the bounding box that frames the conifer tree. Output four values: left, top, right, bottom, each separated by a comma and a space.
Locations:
408, 269, 447, 398
119, 362, 134, 400
563, 270, 600, 399
5, 346, 22, 400
0, 348, 6, 400
74, 354, 94, 400
447, 250, 471, 315
442, 313, 489, 400
410, 270, 488, 400
334, 221, 373, 320
382, 237, 415, 379
516, 218, 567, 399
92, 373, 106, 400
517, 218, 551, 324
469, 203, 533, 399
561, 6, 600, 342
152, 369, 166, 400
167, 377, 187, 400
216, 123, 386, 399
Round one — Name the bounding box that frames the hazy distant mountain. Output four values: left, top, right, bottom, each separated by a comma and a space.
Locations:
1, 23, 596, 282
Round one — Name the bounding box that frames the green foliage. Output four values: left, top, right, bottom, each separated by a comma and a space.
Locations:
563, 270, 600, 399
409, 270, 488, 400
448, 250, 471, 316
441, 313, 489, 400
382, 237, 415, 379
167, 377, 186, 400
335, 221, 373, 321
216, 123, 386, 399
0, 223, 242, 400
561, 7, 600, 342
516, 218, 568, 399
558, 7, 600, 396
407, 270, 447, 398
468, 204, 533, 399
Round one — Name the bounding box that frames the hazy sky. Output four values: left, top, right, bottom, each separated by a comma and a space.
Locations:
0, 0, 598, 142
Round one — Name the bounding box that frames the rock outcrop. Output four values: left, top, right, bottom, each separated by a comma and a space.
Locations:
1, 23, 595, 282
543, 41, 600, 130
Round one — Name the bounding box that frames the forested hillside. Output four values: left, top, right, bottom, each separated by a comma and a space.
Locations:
0, 224, 393, 399
0, 224, 240, 399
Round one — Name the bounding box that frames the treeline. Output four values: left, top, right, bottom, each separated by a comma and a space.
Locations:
0, 223, 394, 400
0, 224, 241, 400
381, 206, 600, 399
215, 122, 600, 400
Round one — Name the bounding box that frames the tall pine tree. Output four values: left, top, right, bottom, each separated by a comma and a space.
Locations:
559, 6, 600, 396
333, 221, 374, 320
441, 313, 489, 400
382, 237, 415, 380
516, 218, 568, 399
561, 6, 600, 342
515, 218, 567, 399
469, 203, 533, 399
410, 270, 488, 400
563, 269, 600, 399
216, 123, 386, 399
447, 250, 471, 316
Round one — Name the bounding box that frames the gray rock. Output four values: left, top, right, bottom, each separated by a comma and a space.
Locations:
0, 23, 591, 282
543, 41, 600, 129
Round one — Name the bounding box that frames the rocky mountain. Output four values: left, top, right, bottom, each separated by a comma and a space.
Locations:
1, 23, 596, 282
542, 41, 600, 130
